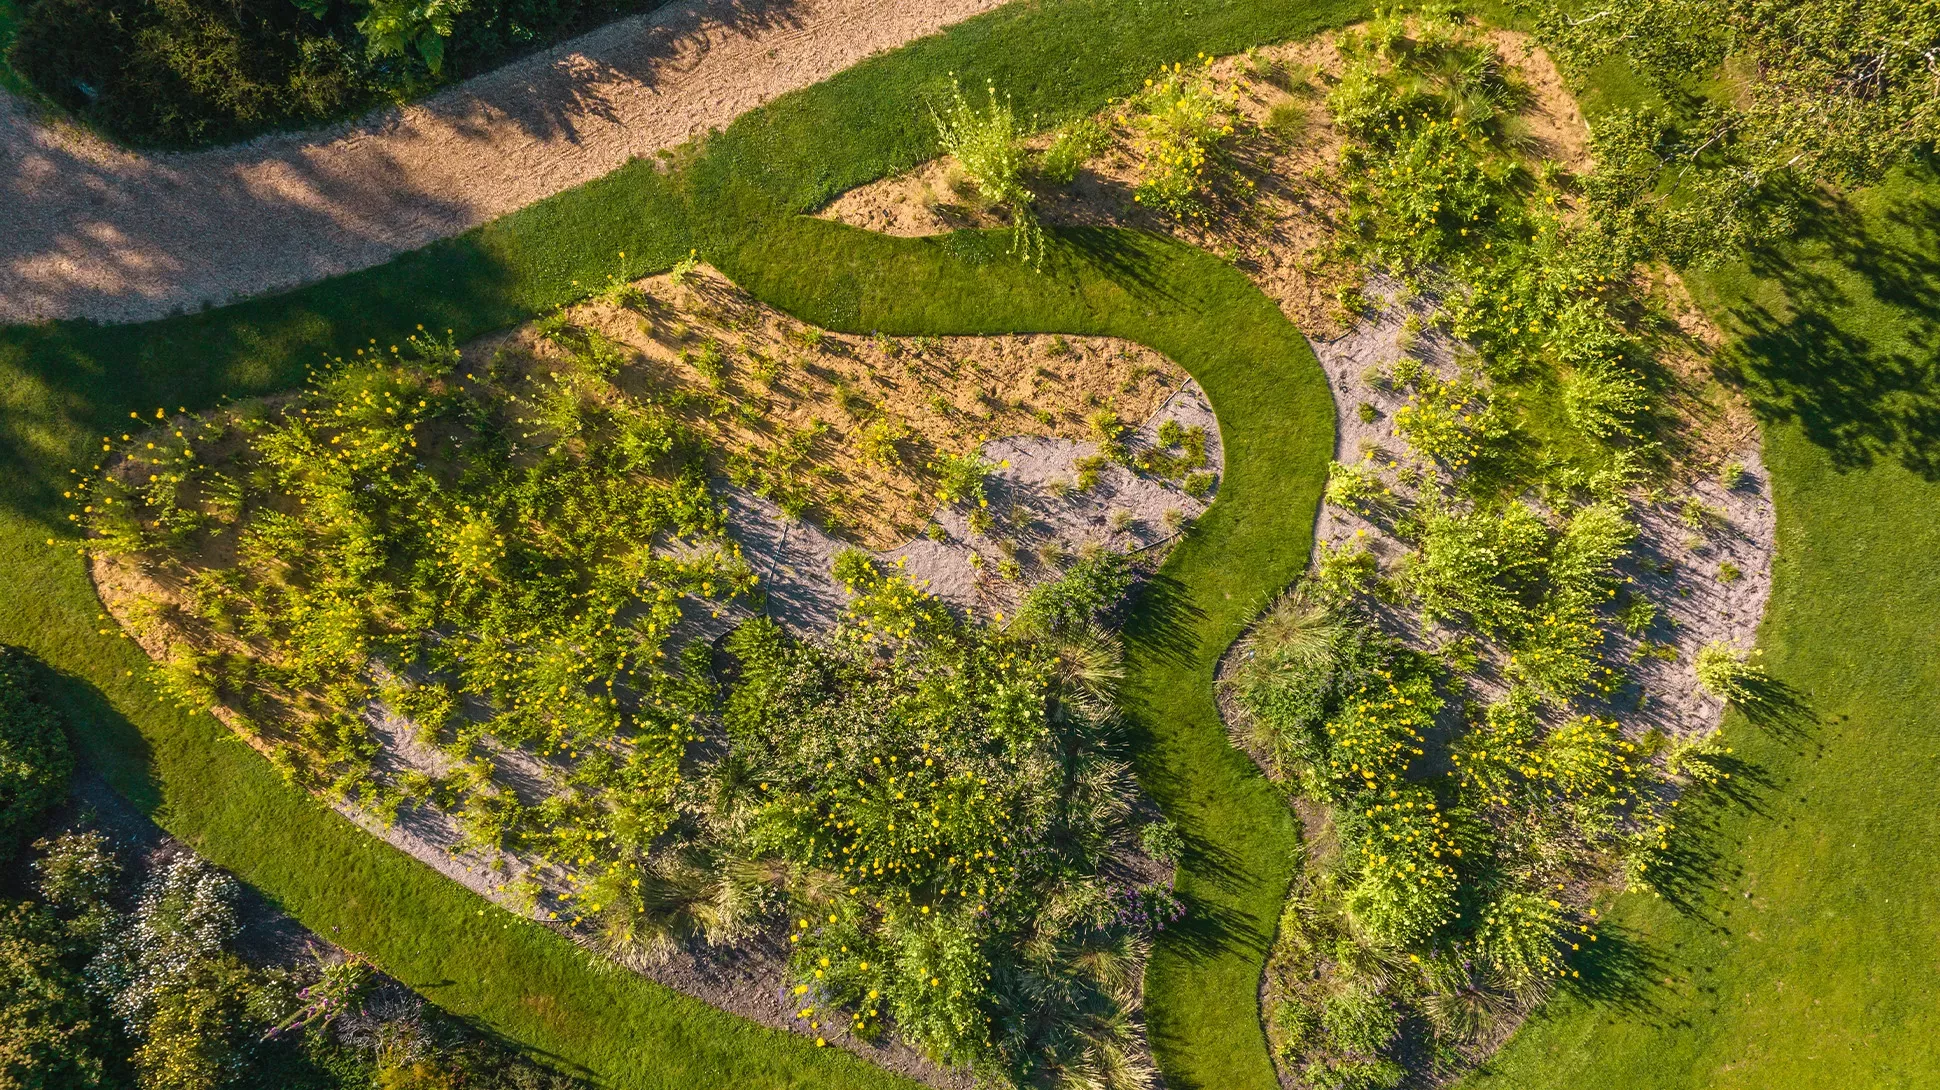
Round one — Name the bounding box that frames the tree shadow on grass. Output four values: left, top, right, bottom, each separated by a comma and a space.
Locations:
1722, 169, 1940, 479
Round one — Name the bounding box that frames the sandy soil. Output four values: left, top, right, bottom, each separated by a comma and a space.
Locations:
0, 0, 1006, 326
508, 265, 1192, 548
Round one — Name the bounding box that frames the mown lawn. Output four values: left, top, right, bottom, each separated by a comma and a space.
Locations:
7, 0, 1938, 1087
0, 1, 1365, 1086
1463, 168, 1940, 1089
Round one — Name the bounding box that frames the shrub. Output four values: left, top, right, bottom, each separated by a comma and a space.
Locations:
0, 648, 70, 862
932, 77, 1040, 261
1405, 502, 1549, 636
1324, 460, 1392, 516
931, 451, 995, 508
1562, 361, 1648, 439
1473, 888, 1571, 985
0, 900, 120, 1089
1320, 985, 1400, 1056
1014, 550, 1133, 637
1392, 373, 1491, 471
1126, 58, 1237, 220
1341, 784, 1460, 947
1695, 642, 1765, 702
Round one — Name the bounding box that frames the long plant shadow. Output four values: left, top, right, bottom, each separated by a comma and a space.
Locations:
1121, 571, 1207, 669
1558, 920, 1677, 1021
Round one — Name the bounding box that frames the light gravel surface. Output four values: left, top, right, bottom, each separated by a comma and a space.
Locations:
1307, 278, 1776, 742
0, 0, 1005, 325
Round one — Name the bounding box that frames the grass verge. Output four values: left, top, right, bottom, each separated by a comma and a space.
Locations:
1460, 167, 1940, 1090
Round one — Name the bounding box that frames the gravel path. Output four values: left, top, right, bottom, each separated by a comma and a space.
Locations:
0, 0, 1003, 326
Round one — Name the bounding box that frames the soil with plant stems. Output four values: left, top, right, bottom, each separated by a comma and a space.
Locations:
86, 320, 1218, 1087
0, 0, 1007, 326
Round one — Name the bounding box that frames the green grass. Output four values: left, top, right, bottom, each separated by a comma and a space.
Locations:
0, 0, 1366, 1086
1460, 167, 1940, 1089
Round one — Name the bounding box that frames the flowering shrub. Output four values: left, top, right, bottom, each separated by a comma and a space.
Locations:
1126, 58, 1239, 220
1324, 460, 1393, 516
1695, 641, 1765, 702
932, 77, 1041, 262
1341, 784, 1460, 947
1391, 373, 1492, 472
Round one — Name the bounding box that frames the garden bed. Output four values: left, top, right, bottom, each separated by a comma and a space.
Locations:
822, 15, 1778, 1087
80, 264, 1219, 1085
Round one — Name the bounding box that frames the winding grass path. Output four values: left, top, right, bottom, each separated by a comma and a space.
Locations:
13, 0, 1932, 1085
0, 0, 1361, 1086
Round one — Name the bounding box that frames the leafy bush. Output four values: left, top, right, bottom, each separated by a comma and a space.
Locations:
1472, 888, 1570, 986
1695, 641, 1765, 702
1340, 784, 1459, 946
1014, 550, 1133, 638
931, 450, 996, 508
1036, 117, 1111, 185
1324, 460, 1392, 516
0, 647, 70, 862
1405, 502, 1549, 636
0, 899, 122, 1089
1125, 57, 1238, 220
932, 77, 1041, 262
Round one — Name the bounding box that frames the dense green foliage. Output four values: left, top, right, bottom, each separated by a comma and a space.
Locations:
1533, 0, 1940, 264
81, 331, 750, 865
0, 647, 69, 862
3, 832, 598, 1090
6, 0, 670, 146
1227, 15, 1756, 1085
719, 559, 1165, 1086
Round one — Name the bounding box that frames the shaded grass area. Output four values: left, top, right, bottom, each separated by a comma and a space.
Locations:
1462, 168, 1940, 1089
0, 0, 1364, 1085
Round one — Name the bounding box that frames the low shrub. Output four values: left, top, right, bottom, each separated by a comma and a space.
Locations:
1125, 57, 1239, 220
0, 647, 70, 862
